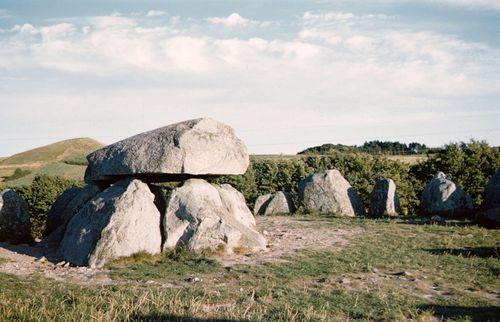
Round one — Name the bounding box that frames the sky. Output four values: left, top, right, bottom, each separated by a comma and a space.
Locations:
0, 0, 499, 156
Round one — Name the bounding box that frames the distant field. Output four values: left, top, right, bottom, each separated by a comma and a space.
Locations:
251, 154, 306, 160
1, 163, 87, 186
387, 154, 429, 165
252, 153, 428, 165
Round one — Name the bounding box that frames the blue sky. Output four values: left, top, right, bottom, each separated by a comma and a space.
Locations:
1, 0, 499, 156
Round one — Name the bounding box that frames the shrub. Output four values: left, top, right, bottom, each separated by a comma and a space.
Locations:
410, 140, 500, 205
63, 157, 88, 166
9, 175, 81, 239
215, 153, 421, 214
216, 141, 498, 215
4, 168, 31, 182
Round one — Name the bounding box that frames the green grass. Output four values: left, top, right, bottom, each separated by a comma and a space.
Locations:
0, 217, 498, 321
107, 248, 221, 280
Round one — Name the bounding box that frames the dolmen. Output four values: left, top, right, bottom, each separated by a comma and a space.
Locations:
42, 118, 267, 268
476, 169, 500, 228
298, 170, 365, 216
420, 172, 473, 217
369, 178, 401, 217
0, 189, 31, 244
254, 191, 294, 216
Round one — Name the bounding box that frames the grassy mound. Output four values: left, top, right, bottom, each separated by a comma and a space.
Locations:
0, 138, 103, 166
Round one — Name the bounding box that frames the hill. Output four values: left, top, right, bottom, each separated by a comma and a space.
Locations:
0, 138, 104, 184
0, 138, 103, 166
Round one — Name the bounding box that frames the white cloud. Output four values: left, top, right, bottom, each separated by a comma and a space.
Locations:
429, 0, 500, 10
328, 0, 500, 11
206, 12, 272, 28
146, 10, 166, 17
0, 10, 498, 154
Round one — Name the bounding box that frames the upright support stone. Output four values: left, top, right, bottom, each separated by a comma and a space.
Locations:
163, 179, 266, 253
58, 179, 162, 268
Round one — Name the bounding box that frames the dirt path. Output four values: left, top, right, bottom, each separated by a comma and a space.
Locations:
0, 216, 361, 285
217, 216, 362, 266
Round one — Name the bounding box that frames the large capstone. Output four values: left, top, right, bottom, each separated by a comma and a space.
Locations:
476, 169, 500, 228
254, 191, 294, 215
84, 118, 249, 183
369, 179, 401, 217
58, 178, 162, 268
163, 179, 266, 253
43, 185, 100, 241
0, 189, 31, 244
299, 170, 365, 216
420, 172, 474, 216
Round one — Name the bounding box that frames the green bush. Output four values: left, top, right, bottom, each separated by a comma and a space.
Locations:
410, 140, 500, 205
215, 153, 420, 214
63, 157, 88, 166
4, 168, 31, 182
216, 141, 498, 215
9, 175, 81, 239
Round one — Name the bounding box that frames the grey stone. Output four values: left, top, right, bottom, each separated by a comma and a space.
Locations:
58, 178, 162, 268
44, 185, 100, 238
0, 189, 31, 243
298, 170, 365, 216
254, 191, 294, 215
85, 118, 249, 183
476, 169, 500, 228
369, 179, 401, 217
163, 179, 266, 253
253, 194, 272, 215
420, 172, 474, 216
483, 169, 500, 210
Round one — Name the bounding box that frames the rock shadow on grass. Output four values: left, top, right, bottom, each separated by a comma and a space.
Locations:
418, 304, 500, 322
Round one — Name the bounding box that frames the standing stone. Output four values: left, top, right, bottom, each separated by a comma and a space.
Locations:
58, 179, 162, 268
85, 118, 249, 183
369, 179, 401, 217
253, 194, 272, 215
44, 184, 100, 238
483, 169, 500, 210
254, 191, 294, 215
299, 170, 365, 217
476, 169, 500, 228
0, 189, 31, 244
420, 172, 474, 216
163, 179, 266, 253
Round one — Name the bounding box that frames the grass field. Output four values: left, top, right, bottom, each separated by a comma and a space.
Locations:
1, 216, 498, 321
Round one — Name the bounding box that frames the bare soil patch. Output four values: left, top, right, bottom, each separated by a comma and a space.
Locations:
216, 216, 362, 266
0, 243, 114, 285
